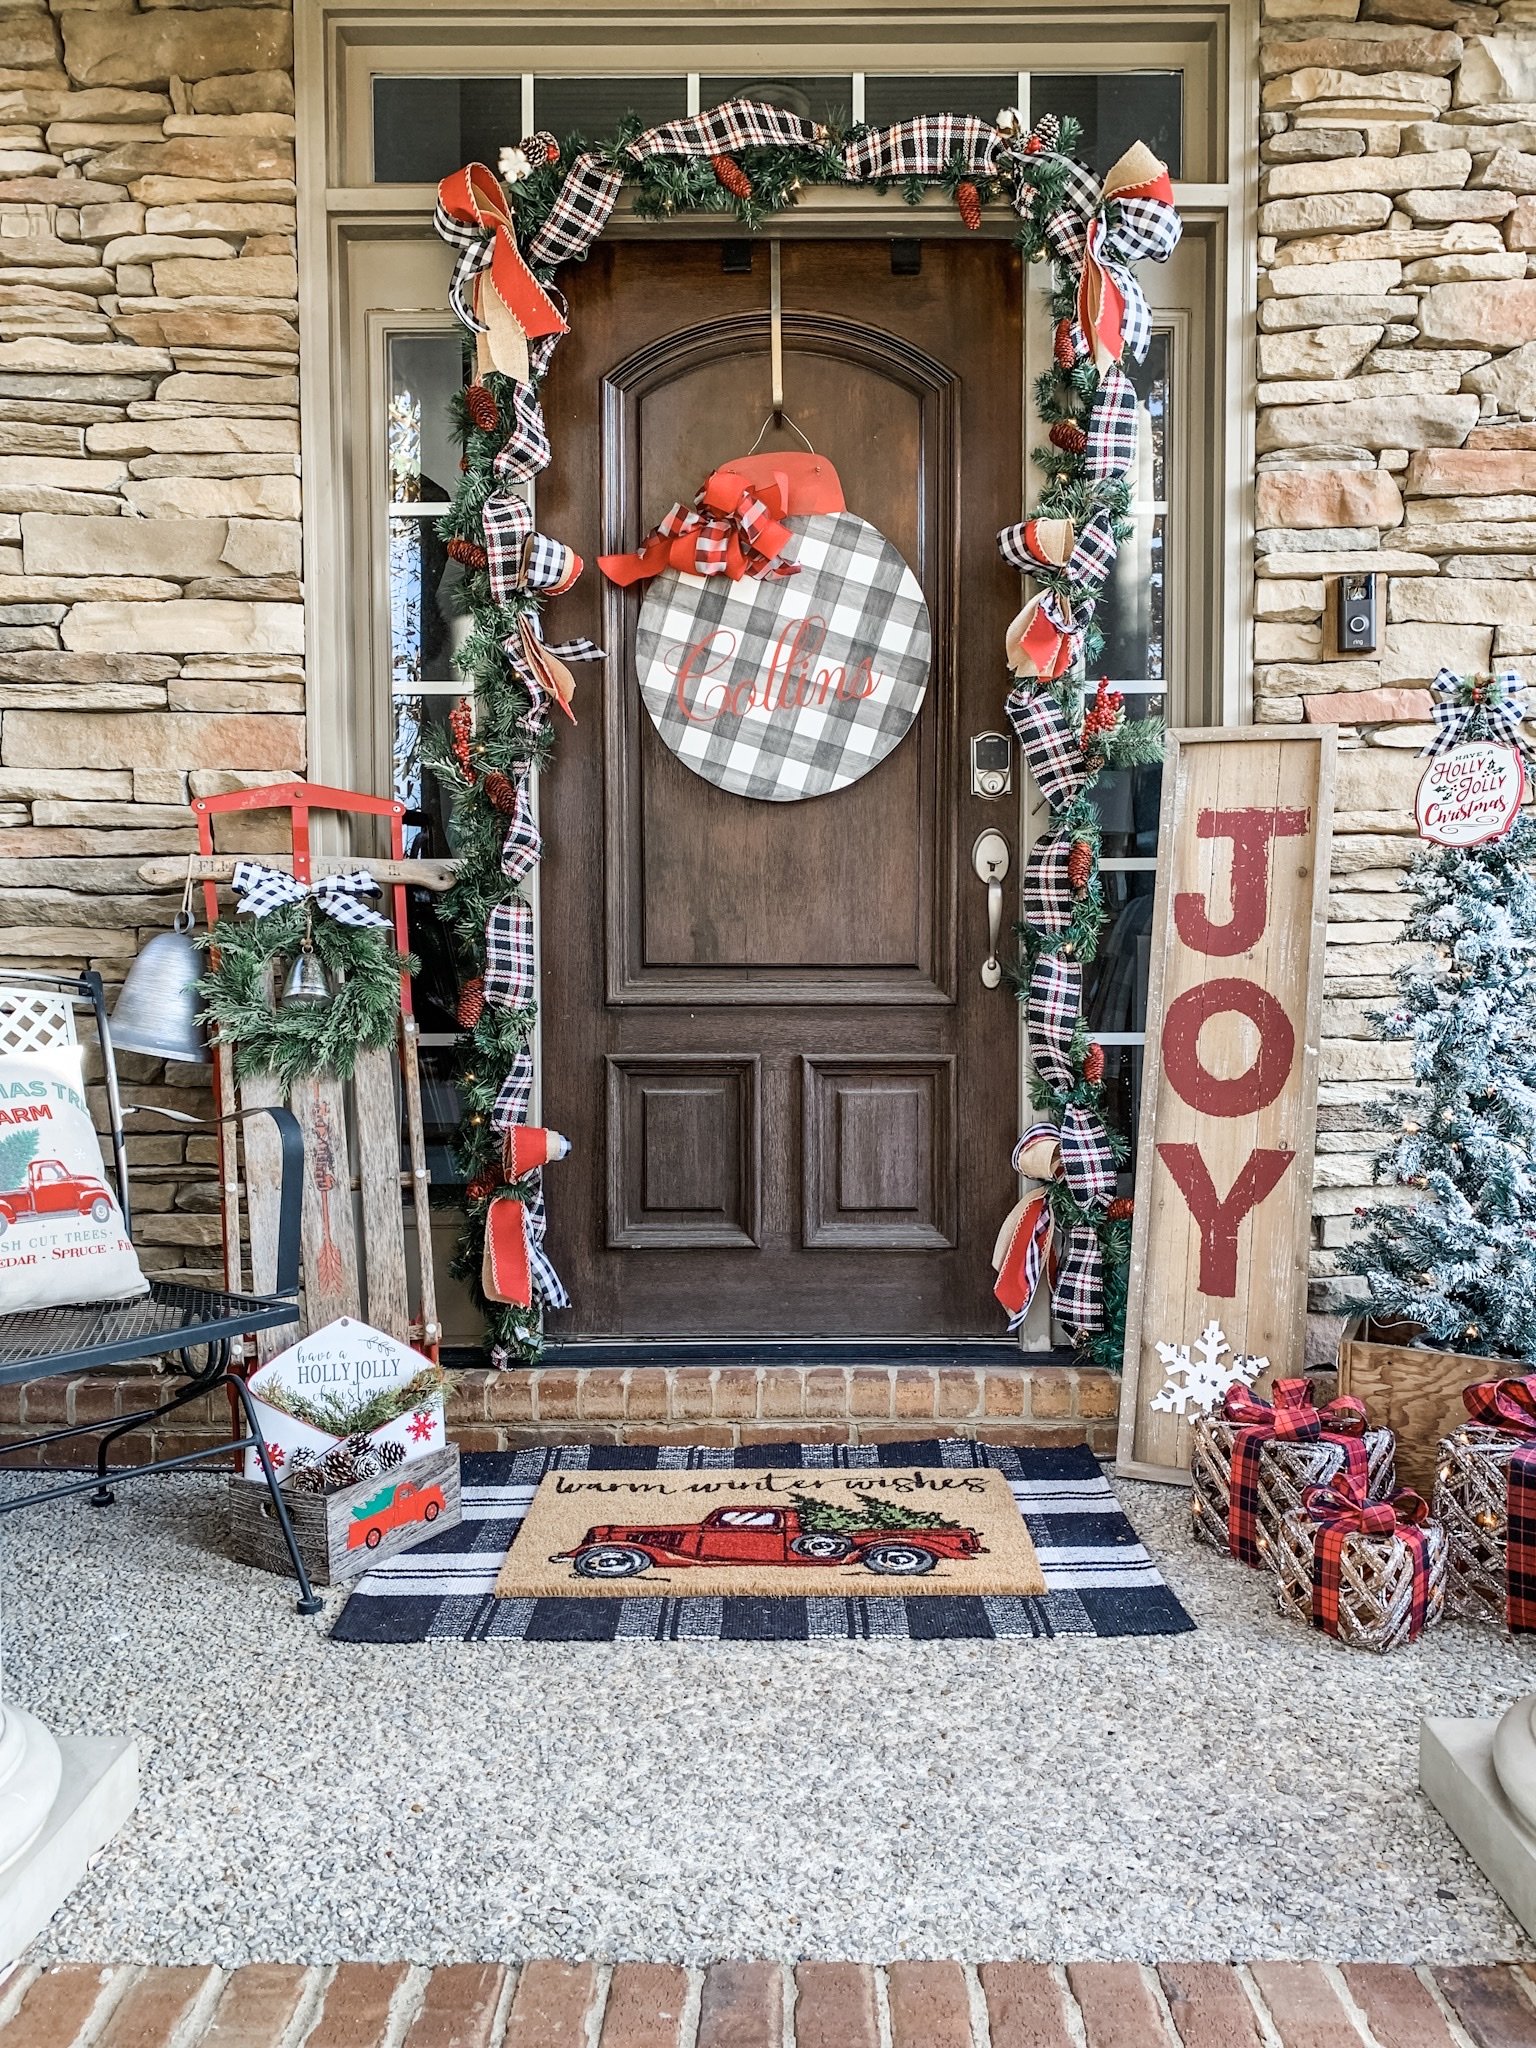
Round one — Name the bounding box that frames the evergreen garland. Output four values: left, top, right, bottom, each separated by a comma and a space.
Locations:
1344, 781, 1536, 1363
433, 108, 1161, 1365
197, 903, 417, 1088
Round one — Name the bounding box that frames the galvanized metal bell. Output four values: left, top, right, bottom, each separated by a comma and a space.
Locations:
281, 943, 332, 1009
109, 911, 210, 1065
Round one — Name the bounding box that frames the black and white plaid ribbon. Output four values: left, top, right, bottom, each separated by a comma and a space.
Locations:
491, 1045, 535, 1134
1024, 831, 1076, 934
230, 861, 393, 932
483, 495, 582, 606
1052, 1223, 1105, 1337
526, 153, 624, 270
521, 1178, 569, 1309
1086, 365, 1140, 485
1027, 955, 1082, 1093
627, 100, 819, 159
432, 192, 496, 341
1425, 668, 1532, 758
843, 115, 1002, 180
1067, 506, 1120, 588
1007, 683, 1088, 811
483, 766, 541, 1013
492, 381, 553, 485
1060, 1102, 1116, 1207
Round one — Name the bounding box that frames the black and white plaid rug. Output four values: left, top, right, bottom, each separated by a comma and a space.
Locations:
330, 1440, 1193, 1644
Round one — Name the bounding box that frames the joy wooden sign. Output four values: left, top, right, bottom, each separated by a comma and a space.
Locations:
1117, 729, 1336, 1482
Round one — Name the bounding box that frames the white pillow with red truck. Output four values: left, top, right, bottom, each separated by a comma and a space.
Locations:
0, 1047, 149, 1314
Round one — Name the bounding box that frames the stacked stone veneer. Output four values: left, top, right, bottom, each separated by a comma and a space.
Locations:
0, 0, 298, 1286
1257, 0, 1536, 1317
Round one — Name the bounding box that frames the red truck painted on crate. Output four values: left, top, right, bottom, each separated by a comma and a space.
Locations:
346, 1478, 446, 1551
554, 1504, 985, 1580
0, 1160, 115, 1234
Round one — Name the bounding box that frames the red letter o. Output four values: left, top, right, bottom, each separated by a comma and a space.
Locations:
1161, 978, 1295, 1117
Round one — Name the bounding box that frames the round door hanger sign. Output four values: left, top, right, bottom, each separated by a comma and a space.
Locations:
634, 510, 931, 803
1415, 739, 1526, 846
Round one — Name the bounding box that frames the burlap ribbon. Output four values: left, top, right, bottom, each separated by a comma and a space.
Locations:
992, 1113, 1116, 1337
1462, 1374, 1536, 1632
1222, 1378, 1371, 1568
433, 163, 567, 381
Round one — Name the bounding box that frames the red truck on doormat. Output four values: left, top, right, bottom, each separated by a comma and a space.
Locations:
346, 1477, 446, 1551
553, 1502, 985, 1580
0, 1159, 115, 1234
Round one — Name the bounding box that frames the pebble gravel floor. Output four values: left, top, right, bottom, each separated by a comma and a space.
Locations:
3, 1466, 1534, 1966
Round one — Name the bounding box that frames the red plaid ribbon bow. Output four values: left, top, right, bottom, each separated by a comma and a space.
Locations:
1303, 1475, 1436, 1643
599, 465, 798, 587
1462, 1374, 1536, 1632
1222, 1377, 1371, 1568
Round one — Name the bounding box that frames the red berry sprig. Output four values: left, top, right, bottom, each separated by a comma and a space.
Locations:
465, 382, 500, 434
1081, 678, 1125, 744
955, 180, 982, 231
711, 153, 752, 200
1107, 1196, 1135, 1222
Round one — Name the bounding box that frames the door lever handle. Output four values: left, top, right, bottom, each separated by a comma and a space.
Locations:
972, 830, 1011, 989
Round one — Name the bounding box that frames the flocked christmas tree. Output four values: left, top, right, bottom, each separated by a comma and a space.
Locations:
1344, 811, 1536, 1361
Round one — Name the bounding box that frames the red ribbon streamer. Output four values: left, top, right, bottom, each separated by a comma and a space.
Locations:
600, 466, 796, 586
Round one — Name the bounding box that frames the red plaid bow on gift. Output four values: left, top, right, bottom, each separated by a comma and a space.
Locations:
1222, 1377, 1371, 1567
1462, 1374, 1536, 1632
1302, 1475, 1436, 1644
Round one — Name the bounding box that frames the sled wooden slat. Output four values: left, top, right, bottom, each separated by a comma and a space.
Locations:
353, 1042, 412, 1342
139, 854, 456, 892
399, 1015, 439, 1351
290, 1074, 362, 1330
239, 1067, 289, 1362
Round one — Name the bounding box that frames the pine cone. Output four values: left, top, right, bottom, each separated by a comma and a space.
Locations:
379, 1442, 406, 1473
955, 180, 982, 230
466, 1166, 501, 1203
465, 381, 500, 434
1083, 1041, 1106, 1086
457, 976, 485, 1029
1107, 1196, 1134, 1222
447, 535, 488, 570
1049, 419, 1088, 455
523, 129, 560, 166
1067, 838, 1093, 893
1033, 115, 1061, 152
711, 152, 752, 200
1054, 319, 1076, 370
481, 768, 520, 815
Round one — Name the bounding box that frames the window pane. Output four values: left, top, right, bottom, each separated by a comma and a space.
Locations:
390, 518, 466, 688
534, 77, 687, 146
1093, 1045, 1143, 1198
394, 699, 467, 1040
1086, 693, 1164, 858
415, 1045, 466, 1183
1033, 73, 1182, 178
373, 77, 521, 183
1083, 869, 1156, 1035
863, 75, 1016, 127
701, 75, 853, 128
389, 334, 464, 506
1091, 333, 1169, 682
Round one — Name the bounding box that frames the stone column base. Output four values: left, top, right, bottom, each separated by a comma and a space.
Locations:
0, 1733, 138, 1966
1422, 1713, 1536, 1943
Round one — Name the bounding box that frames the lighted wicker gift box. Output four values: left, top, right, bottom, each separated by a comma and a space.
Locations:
1271, 1477, 1445, 1653
1190, 1378, 1396, 1566
1433, 1373, 1536, 1632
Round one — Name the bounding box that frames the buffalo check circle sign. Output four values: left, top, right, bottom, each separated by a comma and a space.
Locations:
634, 511, 932, 802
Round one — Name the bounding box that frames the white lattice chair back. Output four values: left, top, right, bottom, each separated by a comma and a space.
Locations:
0, 986, 78, 1054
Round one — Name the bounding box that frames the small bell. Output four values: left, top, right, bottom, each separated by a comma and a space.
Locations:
281, 929, 332, 1009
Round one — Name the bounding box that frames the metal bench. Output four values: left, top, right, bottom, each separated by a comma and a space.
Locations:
0, 970, 321, 1614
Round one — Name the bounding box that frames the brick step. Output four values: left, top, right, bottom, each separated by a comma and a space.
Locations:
2, 1960, 1530, 2048
0, 1364, 1120, 1467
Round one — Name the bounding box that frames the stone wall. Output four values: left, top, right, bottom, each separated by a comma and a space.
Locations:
0, 0, 298, 1283
1256, 0, 1536, 1317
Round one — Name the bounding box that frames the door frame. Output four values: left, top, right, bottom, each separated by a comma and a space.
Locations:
295, 0, 1256, 1343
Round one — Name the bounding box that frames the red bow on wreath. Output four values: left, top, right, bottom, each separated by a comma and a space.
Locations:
1222, 1377, 1371, 1569
1462, 1374, 1536, 1632
1302, 1474, 1437, 1644
599, 452, 847, 587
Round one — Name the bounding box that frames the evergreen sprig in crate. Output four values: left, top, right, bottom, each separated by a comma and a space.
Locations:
231, 1445, 461, 1588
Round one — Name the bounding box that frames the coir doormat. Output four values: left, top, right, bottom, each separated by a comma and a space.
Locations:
493, 1463, 1046, 1600
329, 1440, 1194, 1644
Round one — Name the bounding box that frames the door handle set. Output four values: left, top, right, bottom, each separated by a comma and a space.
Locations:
971, 830, 1011, 989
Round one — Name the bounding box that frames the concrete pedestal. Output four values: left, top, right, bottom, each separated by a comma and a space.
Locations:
0, 1733, 137, 1965
1422, 1710, 1536, 1941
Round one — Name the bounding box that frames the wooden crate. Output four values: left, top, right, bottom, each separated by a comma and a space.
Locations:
1337, 1339, 1505, 1498
230, 1445, 461, 1588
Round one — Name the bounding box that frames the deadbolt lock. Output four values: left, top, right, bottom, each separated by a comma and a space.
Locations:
971, 732, 1012, 800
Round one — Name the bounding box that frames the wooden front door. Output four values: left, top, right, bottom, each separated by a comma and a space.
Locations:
537, 236, 1023, 1339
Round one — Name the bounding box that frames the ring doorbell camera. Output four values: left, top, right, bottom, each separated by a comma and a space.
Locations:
1337, 571, 1378, 655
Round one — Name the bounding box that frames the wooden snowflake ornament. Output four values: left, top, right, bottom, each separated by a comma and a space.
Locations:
1149, 1320, 1269, 1418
